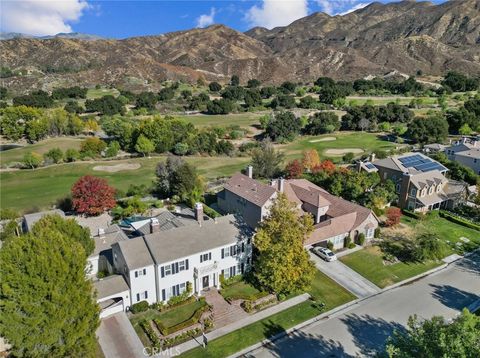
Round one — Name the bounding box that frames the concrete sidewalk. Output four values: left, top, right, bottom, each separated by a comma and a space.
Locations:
309, 251, 381, 298
171, 293, 310, 356
97, 312, 145, 358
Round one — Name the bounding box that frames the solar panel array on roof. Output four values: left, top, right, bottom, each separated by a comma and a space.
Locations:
365, 163, 376, 169
398, 155, 447, 173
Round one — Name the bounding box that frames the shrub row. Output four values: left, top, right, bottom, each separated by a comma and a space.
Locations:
154, 303, 210, 336
439, 211, 480, 231
140, 320, 161, 348
242, 297, 277, 313
202, 204, 221, 218
162, 327, 202, 348
401, 209, 423, 220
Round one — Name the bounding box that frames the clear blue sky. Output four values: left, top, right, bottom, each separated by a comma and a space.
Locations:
1, 0, 446, 38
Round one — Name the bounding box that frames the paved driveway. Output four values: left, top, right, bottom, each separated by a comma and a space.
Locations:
246, 252, 480, 358
97, 312, 145, 358
309, 251, 381, 298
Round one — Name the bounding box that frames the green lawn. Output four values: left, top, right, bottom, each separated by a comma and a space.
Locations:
1, 137, 84, 167
0, 156, 249, 213
220, 280, 267, 301
401, 212, 480, 254
339, 246, 442, 289
180, 271, 355, 358
281, 132, 399, 160
173, 113, 263, 128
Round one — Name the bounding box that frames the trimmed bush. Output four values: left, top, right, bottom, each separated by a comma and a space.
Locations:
131, 300, 149, 313
344, 236, 352, 248
374, 227, 381, 238
402, 209, 423, 220
357, 233, 366, 246
140, 320, 161, 348
439, 211, 480, 231
162, 327, 202, 348
327, 241, 334, 250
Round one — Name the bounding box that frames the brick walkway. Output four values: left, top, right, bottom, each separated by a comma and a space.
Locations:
203, 288, 248, 328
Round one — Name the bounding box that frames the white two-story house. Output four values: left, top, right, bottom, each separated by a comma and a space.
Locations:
110, 204, 253, 309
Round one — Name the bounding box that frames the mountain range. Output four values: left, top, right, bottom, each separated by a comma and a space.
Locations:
1, 0, 479, 93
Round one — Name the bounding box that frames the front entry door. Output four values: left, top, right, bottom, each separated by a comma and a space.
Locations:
202, 275, 209, 289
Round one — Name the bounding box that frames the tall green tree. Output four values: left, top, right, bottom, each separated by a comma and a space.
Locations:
134, 134, 155, 157
250, 139, 284, 178
31, 214, 94, 256
386, 309, 480, 358
254, 194, 316, 295
0, 227, 99, 357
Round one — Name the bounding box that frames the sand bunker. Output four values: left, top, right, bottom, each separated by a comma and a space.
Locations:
309, 137, 336, 143
93, 163, 141, 172
324, 148, 364, 155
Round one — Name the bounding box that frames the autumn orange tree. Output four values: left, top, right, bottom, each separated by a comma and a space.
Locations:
71, 175, 116, 216
302, 149, 320, 172
386, 207, 402, 227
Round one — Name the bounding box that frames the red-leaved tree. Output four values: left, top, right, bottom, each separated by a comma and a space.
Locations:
312, 160, 336, 173
72, 175, 116, 216
386, 207, 402, 227
285, 159, 303, 179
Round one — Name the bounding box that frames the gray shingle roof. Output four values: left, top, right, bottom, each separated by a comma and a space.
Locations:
144, 214, 251, 264
23, 209, 65, 232
113, 237, 154, 270
94, 275, 129, 299
91, 224, 128, 258
224, 173, 276, 207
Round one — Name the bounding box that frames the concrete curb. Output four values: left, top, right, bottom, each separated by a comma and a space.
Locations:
230, 250, 477, 358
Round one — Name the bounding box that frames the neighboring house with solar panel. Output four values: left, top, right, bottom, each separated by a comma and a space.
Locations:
370, 152, 466, 212
444, 137, 480, 175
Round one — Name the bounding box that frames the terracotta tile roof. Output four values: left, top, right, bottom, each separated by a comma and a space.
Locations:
224, 173, 276, 207
283, 179, 376, 245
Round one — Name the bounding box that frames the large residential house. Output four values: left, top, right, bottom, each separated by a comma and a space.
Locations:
218, 170, 378, 249
367, 152, 466, 212
106, 205, 252, 313
445, 137, 480, 175
217, 166, 277, 229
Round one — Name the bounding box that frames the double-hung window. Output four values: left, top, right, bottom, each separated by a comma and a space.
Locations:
134, 268, 147, 278
164, 265, 172, 276
200, 252, 212, 263
178, 260, 186, 271
136, 291, 148, 302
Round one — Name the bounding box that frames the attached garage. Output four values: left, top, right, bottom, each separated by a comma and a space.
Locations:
94, 275, 130, 318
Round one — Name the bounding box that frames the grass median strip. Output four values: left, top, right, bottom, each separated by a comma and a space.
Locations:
180, 271, 355, 358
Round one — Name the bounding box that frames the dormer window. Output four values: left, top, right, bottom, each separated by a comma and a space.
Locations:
436, 185, 441, 193
421, 188, 426, 197
429, 186, 434, 195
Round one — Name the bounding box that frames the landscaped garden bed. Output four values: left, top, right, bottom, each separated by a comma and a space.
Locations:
129, 296, 212, 351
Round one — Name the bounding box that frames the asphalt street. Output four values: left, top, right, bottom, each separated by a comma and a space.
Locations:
246, 252, 480, 358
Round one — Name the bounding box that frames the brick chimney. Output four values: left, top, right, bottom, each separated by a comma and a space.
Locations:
399, 172, 412, 209
195, 202, 204, 226
247, 165, 253, 179
150, 218, 160, 233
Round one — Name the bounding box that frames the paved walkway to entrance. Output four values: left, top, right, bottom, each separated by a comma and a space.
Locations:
309, 252, 381, 298
171, 293, 310, 356
203, 288, 248, 328
97, 312, 145, 358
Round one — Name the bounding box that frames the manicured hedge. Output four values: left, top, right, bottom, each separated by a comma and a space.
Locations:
140, 320, 161, 348
439, 211, 480, 231
131, 300, 149, 313
225, 290, 270, 302
154, 302, 210, 336
401, 209, 423, 220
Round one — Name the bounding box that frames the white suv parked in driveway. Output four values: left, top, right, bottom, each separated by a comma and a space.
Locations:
312, 247, 337, 262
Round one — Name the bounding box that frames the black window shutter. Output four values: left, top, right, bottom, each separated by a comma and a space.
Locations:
162, 289, 166, 301
161, 266, 165, 278
200, 254, 203, 263
136, 293, 140, 302
221, 249, 224, 259
241, 263, 244, 273
135, 271, 138, 278
230, 246, 233, 256
143, 268, 146, 275
145, 291, 148, 299
175, 262, 179, 274
186, 259, 189, 270
171, 263, 175, 275
221, 269, 224, 276
242, 243, 245, 252
209, 252, 211, 260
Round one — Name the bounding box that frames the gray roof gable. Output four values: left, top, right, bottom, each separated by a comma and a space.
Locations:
144, 214, 251, 265
113, 237, 154, 270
